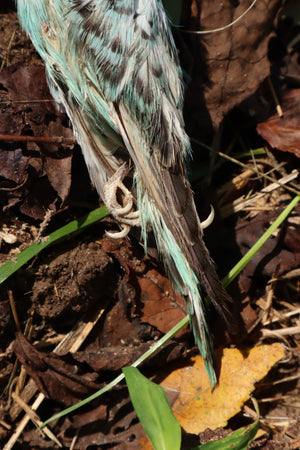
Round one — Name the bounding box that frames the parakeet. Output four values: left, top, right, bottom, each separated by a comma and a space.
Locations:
17, 0, 235, 387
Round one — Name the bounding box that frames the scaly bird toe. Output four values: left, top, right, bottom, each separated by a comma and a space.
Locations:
103, 164, 140, 238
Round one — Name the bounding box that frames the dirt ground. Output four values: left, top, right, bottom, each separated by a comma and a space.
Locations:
0, 1, 300, 449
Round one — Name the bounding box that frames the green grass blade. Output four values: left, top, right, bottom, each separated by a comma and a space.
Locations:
223, 194, 300, 287
0, 206, 109, 285
123, 367, 181, 450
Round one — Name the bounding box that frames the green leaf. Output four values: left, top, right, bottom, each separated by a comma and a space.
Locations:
0, 206, 109, 285
123, 367, 181, 450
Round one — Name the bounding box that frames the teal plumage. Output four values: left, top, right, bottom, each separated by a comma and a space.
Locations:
17, 0, 235, 387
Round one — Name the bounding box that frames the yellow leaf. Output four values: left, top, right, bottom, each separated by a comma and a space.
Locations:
161, 344, 285, 433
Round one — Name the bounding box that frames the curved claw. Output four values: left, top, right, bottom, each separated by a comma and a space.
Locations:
201, 205, 215, 230
105, 224, 131, 239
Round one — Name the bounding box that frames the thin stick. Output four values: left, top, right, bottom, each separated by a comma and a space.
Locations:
0, 134, 75, 145
11, 393, 62, 448
0, 30, 16, 71
182, 0, 259, 35
267, 77, 283, 117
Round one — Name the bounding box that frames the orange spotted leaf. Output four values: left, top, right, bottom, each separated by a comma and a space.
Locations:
161, 344, 285, 434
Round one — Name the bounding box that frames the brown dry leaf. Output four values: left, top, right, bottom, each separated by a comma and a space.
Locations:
0, 148, 28, 186
183, 0, 284, 133
235, 209, 300, 294
137, 269, 187, 334
257, 89, 300, 158
13, 331, 100, 406
0, 64, 74, 219
101, 236, 188, 340
161, 344, 285, 434
0, 64, 55, 123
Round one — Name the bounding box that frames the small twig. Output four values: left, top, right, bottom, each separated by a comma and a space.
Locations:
267, 77, 283, 117
263, 307, 300, 326
248, 267, 279, 333
275, 269, 300, 281
0, 174, 28, 192
260, 417, 297, 426
70, 428, 80, 450
8, 290, 20, 331
15, 320, 33, 396
259, 374, 300, 387
0, 420, 11, 431
0, 100, 53, 105
0, 134, 75, 145
35, 209, 55, 242
261, 326, 300, 337
218, 153, 300, 196
257, 395, 291, 403
11, 392, 62, 448
181, 0, 258, 34
0, 29, 16, 71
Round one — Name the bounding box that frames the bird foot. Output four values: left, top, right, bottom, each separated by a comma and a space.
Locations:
103, 164, 140, 238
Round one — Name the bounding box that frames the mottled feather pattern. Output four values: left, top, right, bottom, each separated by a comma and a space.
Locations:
67, 0, 187, 167
17, 0, 235, 387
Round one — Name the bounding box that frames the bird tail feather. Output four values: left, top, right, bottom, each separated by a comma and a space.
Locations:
113, 102, 232, 388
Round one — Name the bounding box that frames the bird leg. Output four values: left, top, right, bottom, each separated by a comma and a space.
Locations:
103, 163, 140, 238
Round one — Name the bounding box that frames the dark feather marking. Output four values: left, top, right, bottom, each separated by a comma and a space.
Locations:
101, 60, 126, 85
110, 37, 123, 54
72, 0, 93, 18
52, 72, 69, 98
141, 29, 153, 41
82, 17, 103, 36
135, 76, 144, 98
107, 0, 122, 7
133, 76, 152, 107
152, 65, 163, 79
159, 115, 176, 167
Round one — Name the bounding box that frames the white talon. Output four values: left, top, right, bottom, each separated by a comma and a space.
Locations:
105, 224, 131, 239
201, 205, 215, 230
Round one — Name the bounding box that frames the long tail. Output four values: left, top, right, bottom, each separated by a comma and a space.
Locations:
140, 192, 217, 385
113, 103, 235, 388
